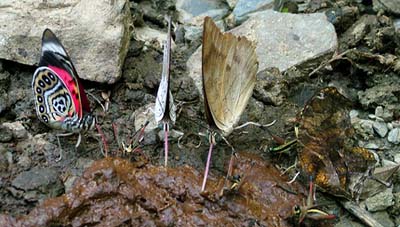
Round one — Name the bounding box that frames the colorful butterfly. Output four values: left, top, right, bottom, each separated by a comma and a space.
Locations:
32, 29, 96, 152
201, 17, 258, 191
154, 17, 176, 167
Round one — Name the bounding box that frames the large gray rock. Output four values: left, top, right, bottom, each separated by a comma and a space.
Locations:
187, 10, 337, 94
232, 0, 274, 24
0, 0, 131, 84
176, 0, 229, 26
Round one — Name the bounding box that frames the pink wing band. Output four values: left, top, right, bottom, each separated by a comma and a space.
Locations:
48, 66, 82, 118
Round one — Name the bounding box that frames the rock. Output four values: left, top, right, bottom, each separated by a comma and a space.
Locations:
373, 120, 388, 137
133, 103, 158, 132
187, 10, 337, 94
226, 0, 238, 9
358, 84, 400, 113
232, 0, 274, 24
394, 153, 400, 163
176, 0, 229, 26
184, 20, 226, 41
334, 218, 365, 227
0, 0, 131, 84
2, 122, 28, 140
371, 211, 395, 227
350, 109, 359, 124
373, 0, 400, 15
11, 167, 64, 202
0, 125, 12, 142
374, 106, 393, 121
354, 119, 375, 140
375, 106, 384, 118
135, 25, 176, 49
253, 68, 287, 106
388, 128, 400, 144
365, 188, 394, 212
394, 18, 400, 31
0, 146, 8, 172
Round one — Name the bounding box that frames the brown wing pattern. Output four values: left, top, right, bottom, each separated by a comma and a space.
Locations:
202, 17, 258, 135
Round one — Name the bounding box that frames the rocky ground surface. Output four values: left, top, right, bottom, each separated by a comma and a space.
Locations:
0, 0, 400, 226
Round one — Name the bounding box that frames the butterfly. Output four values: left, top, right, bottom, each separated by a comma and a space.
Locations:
201, 17, 258, 191
297, 87, 376, 201
154, 16, 176, 167
32, 29, 96, 158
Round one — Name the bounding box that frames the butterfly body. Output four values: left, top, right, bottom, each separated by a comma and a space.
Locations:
32, 29, 96, 133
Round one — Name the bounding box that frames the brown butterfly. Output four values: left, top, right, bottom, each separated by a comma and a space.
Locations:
154, 16, 176, 167
201, 17, 258, 191
297, 87, 376, 201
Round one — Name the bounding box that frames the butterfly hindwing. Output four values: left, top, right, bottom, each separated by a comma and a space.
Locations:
32, 66, 77, 129
202, 17, 258, 135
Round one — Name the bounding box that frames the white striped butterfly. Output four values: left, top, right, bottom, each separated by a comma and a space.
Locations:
32, 29, 96, 155
201, 17, 258, 191
154, 17, 176, 167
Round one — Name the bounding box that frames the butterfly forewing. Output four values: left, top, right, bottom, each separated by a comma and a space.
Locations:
154, 17, 176, 124
202, 17, 258, 135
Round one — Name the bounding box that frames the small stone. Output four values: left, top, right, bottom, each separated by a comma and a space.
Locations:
133, 103, 159, 133
365, 188, 394, 212
135, 25, 176, 49
354, 119, 375, 139
394, 153, 400, 164
363, 143, 379, 150
370, 211, 395, 227
368, 114, 376, 120
388, 128, 400, 144
11, 167, 64, 202
2, 121, 28, 140
0, 125, 12, 142
373, 121, 388, 137
375, 106, 384, 118
373, 0, 400, 15
175, 155, 180, 161
17, 155, 31, 169
387, 123, 393, 130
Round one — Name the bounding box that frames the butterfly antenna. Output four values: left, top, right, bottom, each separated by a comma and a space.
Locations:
87, 91, 106, 113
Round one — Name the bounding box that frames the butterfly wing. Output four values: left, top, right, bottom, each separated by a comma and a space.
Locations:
32, 66, 77, 129
202, 17, 258, 135
39, 29, 91, 116
155, 17, 176, 124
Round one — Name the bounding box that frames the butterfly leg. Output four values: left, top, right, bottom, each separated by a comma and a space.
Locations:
55, 132, 74, 162
201, 132, 216, 192
56, 136, 63, 162
164, 122, 169, 167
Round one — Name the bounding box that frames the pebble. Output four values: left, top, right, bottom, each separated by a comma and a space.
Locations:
2, 121, 28, 140
11, 167, 64, 201
373, 120, 388, 137
0, 125, 12, 142
388, 128, 400, 144
371, 211, 395, 227
365, 188, 394, 212
375, 106, 384, 118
